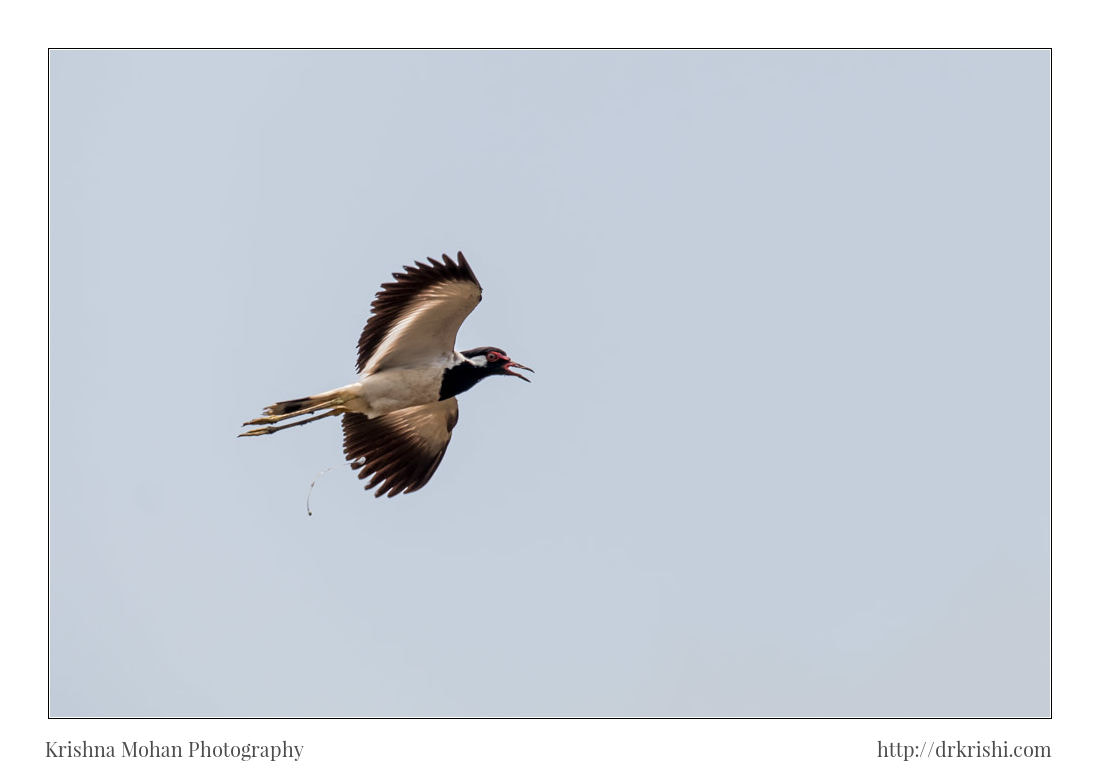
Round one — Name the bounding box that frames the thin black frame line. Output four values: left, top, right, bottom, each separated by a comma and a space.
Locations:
45, 46, 1056, 721
46, 47, 1054, 52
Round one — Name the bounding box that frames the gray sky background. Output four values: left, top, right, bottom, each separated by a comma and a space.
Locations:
49, 50, 1050, 717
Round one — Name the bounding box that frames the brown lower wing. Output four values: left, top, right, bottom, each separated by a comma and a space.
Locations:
341, 398, 460, 498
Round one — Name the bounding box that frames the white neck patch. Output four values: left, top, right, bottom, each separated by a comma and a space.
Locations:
467, 355, 488, 367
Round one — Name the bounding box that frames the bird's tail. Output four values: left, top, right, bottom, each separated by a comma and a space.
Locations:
262, 394, 332, 417
239, 385, 358, 437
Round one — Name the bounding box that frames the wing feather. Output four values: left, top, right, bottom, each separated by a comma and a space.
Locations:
356, 252, 482, 374
341, 398, 460, 498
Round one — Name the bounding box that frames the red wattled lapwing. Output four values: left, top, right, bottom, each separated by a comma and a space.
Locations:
240, 252, 532, 497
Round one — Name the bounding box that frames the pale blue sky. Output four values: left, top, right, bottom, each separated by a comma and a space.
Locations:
49, 50, 1050, 717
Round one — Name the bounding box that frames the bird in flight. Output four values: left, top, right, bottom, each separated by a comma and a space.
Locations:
240, 252, 532, 497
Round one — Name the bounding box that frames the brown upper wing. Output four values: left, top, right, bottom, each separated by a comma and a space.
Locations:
342, 398, 460, 498
356, 252, 482, 375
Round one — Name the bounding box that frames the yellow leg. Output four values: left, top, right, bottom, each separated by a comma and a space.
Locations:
238, 409, 341, 437
242, 399, 343, 427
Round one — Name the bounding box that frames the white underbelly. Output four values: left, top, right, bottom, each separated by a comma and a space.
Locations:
345, 367, 444, 417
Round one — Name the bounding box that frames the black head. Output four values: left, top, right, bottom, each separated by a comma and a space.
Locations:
460, 347, 534, 382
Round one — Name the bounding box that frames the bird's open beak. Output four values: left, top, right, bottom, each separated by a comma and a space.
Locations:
503, 361, 534, 382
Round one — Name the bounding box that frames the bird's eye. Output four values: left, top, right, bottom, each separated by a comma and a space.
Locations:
487, 352, 500, 362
